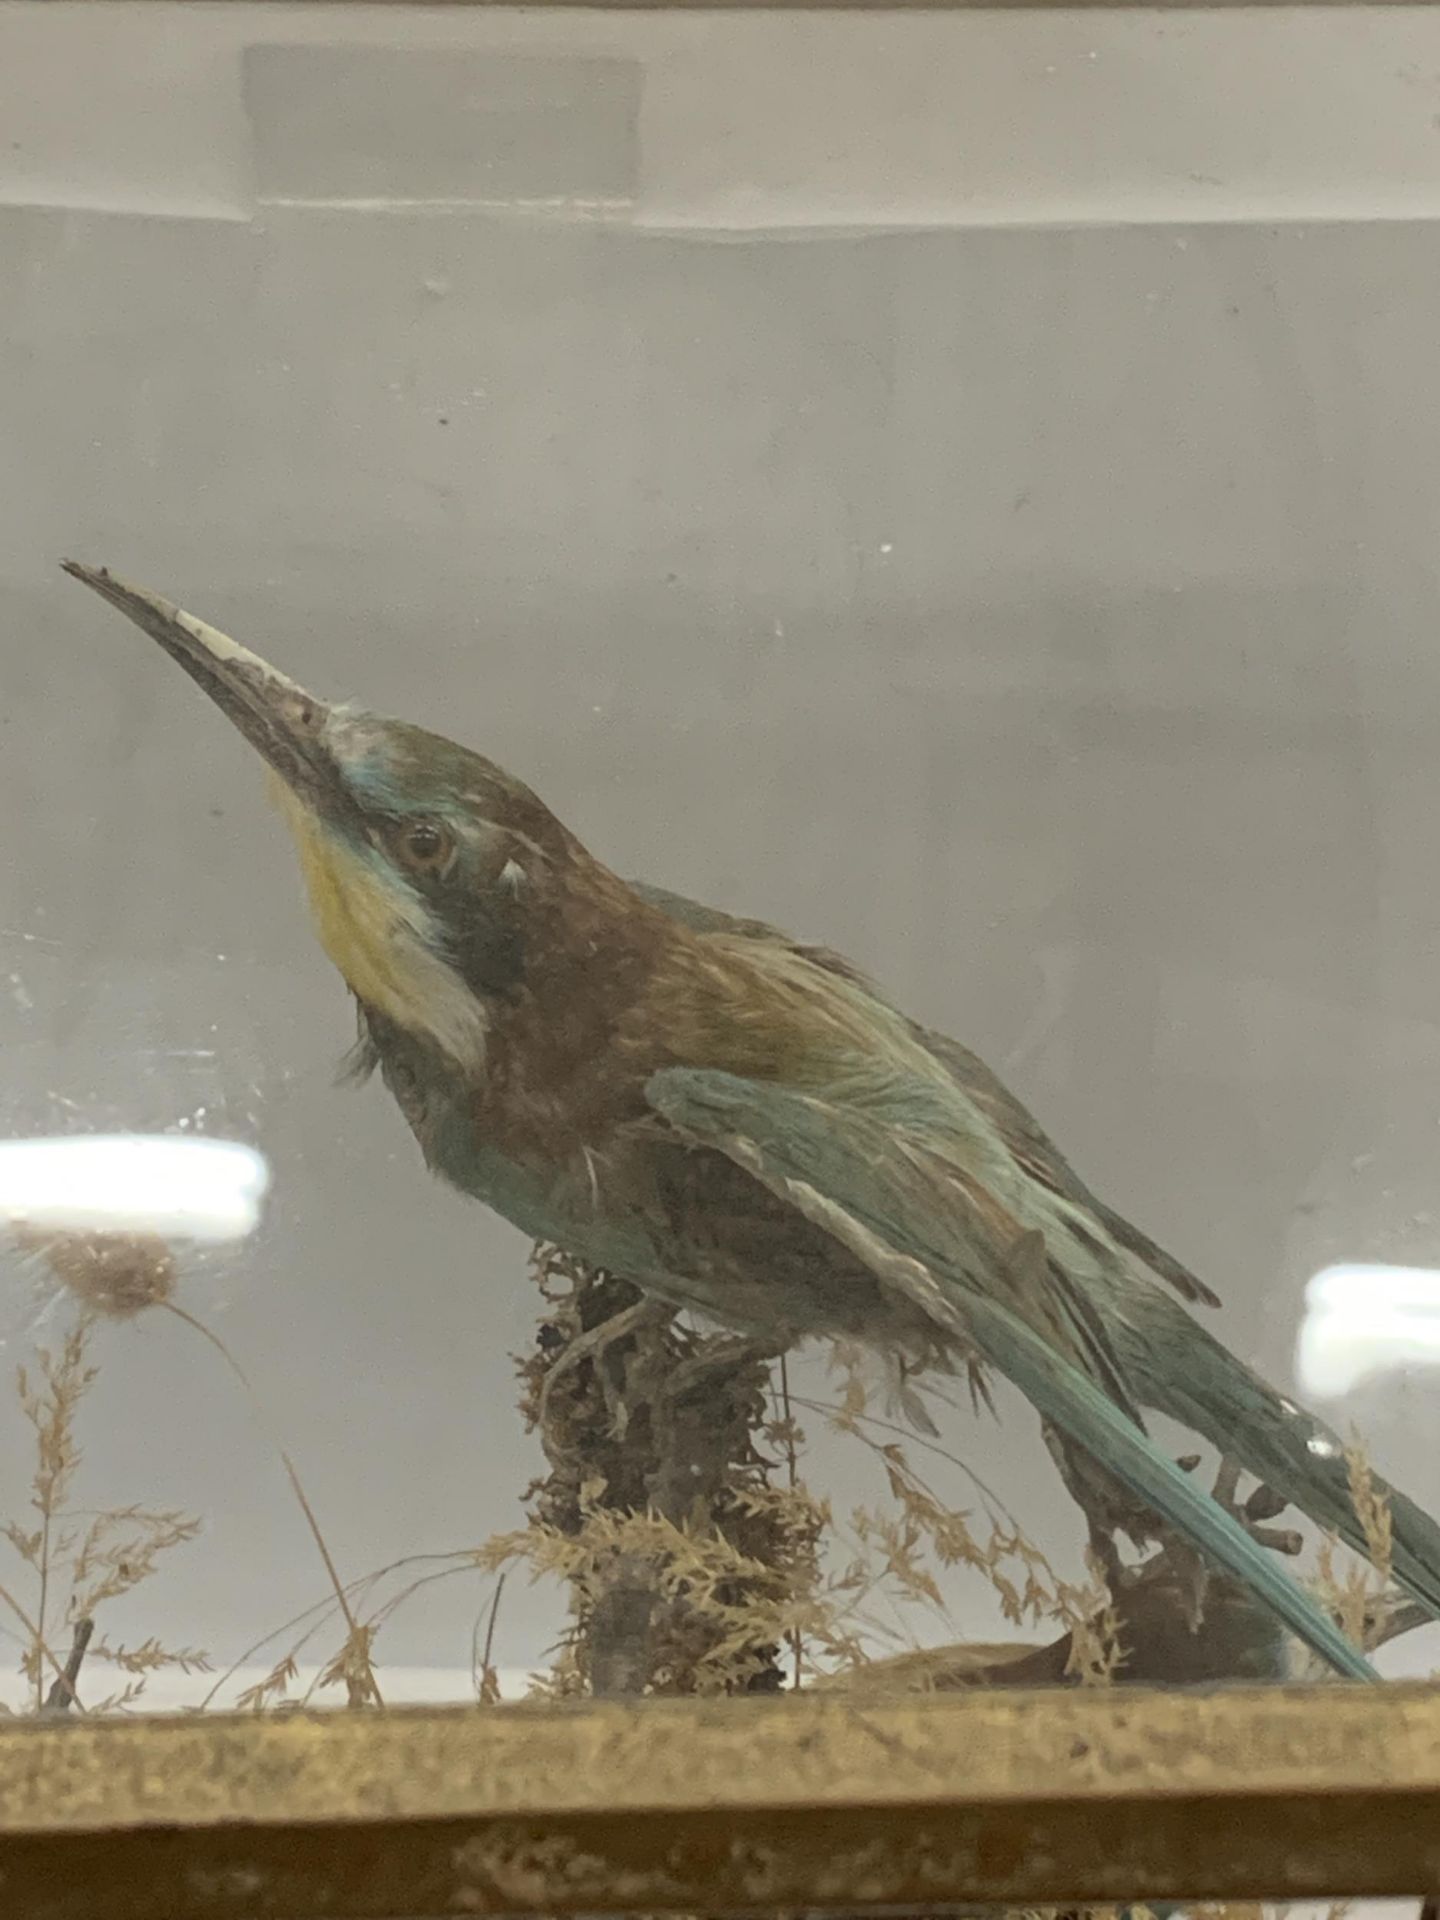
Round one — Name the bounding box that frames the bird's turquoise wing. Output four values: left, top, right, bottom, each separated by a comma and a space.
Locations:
644, 1064, 1375, 1683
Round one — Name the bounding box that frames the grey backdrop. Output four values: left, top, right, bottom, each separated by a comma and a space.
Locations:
4, 9, 1440, 1696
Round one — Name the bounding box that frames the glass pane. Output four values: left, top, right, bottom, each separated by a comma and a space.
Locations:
3, 0, 1439, 1765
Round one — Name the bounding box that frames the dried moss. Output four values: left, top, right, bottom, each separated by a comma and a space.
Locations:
509, 1245, 825, 1696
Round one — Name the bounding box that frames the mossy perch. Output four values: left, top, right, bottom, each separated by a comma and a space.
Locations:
520, 1245, 821, 1697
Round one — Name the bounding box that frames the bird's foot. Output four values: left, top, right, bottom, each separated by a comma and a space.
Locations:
658, 1332, 779, 1410
1183, 1453, 1303, 1556
1085, 1522, 1126, 1593
1144, 1454, 1304, 1636
534, 1296, 674, 1440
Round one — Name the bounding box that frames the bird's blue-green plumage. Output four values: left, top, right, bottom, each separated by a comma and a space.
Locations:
356, 873, 1395, 1685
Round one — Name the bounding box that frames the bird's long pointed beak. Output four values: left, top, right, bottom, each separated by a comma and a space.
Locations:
61, 561, 354, 822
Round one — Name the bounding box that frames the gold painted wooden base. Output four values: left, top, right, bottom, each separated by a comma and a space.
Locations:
2, 1685, 1439, 1916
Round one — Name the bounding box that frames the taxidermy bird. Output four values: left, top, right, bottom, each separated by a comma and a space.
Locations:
64, 561, 1440, 1683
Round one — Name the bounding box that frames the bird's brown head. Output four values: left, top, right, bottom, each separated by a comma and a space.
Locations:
62, 562, 583, 1067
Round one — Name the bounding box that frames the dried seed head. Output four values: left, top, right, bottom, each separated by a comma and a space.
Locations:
14, 1226, 177, 1319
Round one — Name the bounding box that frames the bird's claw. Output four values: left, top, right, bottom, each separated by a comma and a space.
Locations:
659, 1333, 777, 1409
1184, 1452, 1303, 1557
534, 1296, 673, 1440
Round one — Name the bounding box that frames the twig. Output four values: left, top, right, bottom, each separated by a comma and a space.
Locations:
778, 1355, 803, 1690
588, 1560, 659, 1698
35, 1487, 52, 1713
0, 1577, 80, 1706
474, 1574, 506, 1704
42, 1615, 93, 1714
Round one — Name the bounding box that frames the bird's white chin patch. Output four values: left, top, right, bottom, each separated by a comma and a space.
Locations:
379, 919, 491, 1072
275, 789, 489, 1072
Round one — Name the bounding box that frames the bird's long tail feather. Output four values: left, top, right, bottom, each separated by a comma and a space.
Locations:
942, 1286, 1376, 1680
1119, 1294, 1440, 1621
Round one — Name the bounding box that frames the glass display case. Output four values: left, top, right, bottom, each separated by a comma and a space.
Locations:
4, 2, 1440, 1912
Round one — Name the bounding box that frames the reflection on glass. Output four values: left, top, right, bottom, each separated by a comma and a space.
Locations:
1298, 1264, 1440, 1400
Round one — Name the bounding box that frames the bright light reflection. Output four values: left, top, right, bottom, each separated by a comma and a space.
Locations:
0, 1135, 270, 1243
1297, 1262, 1440, 1399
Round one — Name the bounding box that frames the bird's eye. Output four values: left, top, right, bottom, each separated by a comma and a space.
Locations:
391, 818, 453, 874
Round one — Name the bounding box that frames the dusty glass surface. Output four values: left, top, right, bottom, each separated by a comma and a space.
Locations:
3, 0, 1440, 1738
